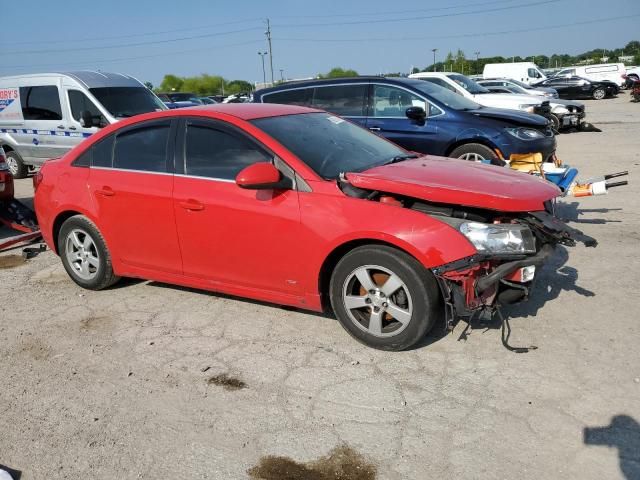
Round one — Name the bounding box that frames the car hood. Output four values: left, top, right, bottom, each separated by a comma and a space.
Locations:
466, 106, 549, 126
346, 156, 560, 212
471, 92, 542, 108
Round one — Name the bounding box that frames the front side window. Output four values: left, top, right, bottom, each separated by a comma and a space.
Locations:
19, 85, 62, 121
372, 85, 426, 118
252, 112, 405, 180
312, 85, 366, 116
89, 87, 166, 118
68, 90, 106, 126
114, 122, 169, 172
185, 123, 271, 180
263, 88, 312, 106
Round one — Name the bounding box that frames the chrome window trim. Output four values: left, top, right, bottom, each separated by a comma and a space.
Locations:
91, 166, 172, 176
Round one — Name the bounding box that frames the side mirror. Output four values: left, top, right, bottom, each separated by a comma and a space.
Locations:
80, 110, 98, 128
235, 162, 292, 190
405, 106, 426, 124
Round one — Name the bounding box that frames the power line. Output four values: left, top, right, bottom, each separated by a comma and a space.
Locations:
1, 18, 265, 46
272, 0, 564, 28
273, 14, 640, 43
5, 26, 264, 55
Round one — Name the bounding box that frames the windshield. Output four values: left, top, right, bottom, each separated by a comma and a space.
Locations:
89, 87, 166, 118
251, 112, 406, 179
411, 80, 481, 110
447, 74, 491, 94
507, 79, 533, 89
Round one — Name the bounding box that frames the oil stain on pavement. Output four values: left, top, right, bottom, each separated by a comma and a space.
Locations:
248, 445, 376, 480
207, 373, 246, 391
0, 255, 25, 269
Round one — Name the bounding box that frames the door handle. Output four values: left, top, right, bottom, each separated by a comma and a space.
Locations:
368, 126, 381, 131
179, 199, 204, 211
96, 186, 115, 197
69, 126, 77, 130
57, 125, 65, 130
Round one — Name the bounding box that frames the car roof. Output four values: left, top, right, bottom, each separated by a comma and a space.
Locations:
255, 76, 434, 96
0, 70, 143, 88
135, 103, 322, 123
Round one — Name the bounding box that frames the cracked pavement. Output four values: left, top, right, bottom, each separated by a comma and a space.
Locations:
1, 96, 639, 479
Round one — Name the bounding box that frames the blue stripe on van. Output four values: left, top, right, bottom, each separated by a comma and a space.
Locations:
1, 128, 92, 138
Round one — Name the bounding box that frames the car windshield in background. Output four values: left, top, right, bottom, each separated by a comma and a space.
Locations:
411, 80, 481, 110
448, 74, 491, 94
252, 112, 405, 179
89, 87, 166, 118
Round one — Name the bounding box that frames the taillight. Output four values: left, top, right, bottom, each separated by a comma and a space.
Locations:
0, 147, 6, 171
33, 170, 43, 191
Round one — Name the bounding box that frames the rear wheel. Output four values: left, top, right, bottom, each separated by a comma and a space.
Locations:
592, 88, 606, 100
449, 143, 499, 164
6, 151, 28, 178
58, 215, 119, 290
329, 245, 440, 351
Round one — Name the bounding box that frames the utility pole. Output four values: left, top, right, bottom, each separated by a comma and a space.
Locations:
265, 18, 274, 85
474, 51, 480, 74
258, 51, 267, 85
431, 48, 438, 72
279, 69, 285, 82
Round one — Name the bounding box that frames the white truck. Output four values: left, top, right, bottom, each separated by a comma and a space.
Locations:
554, 63, 627, 87
482, 62, 547, 85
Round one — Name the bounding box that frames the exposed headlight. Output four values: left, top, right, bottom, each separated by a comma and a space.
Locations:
518, 104, 538, 113
459, 222, 536, 254
505, 127, 545, 140
552, 105, 569, 114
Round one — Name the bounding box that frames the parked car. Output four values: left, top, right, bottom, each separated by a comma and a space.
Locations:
623, 66, 640, 87
0, 71, 167, 178
477, 78, 558, 98
553, 63, 627, 87
34, 103, 592, 351
477, 79, 585, 131
409, 72, 583, 132
198, 97, 218, 104
222, 93, 251, 103
483, 62, 547, 85
254, 77, 556, 164
533, 76, 619, 100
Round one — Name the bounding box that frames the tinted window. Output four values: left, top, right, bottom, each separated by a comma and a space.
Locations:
252, 112, 404, 179
19, 86, 62, 120
312, 85, 366, 116
185, 123, 270, 180
72, 149, 91, 167
263, 88, 312, 106
89, 87, 165, 118
372, 85, 426, 117
93, 136, 114, 168
114, 123, 169, 172
68, 90, 105, 126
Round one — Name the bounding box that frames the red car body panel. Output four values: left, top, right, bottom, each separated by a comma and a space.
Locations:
0, 171, 13, 201
34, 105, 556, 313
346, 156, 560, 212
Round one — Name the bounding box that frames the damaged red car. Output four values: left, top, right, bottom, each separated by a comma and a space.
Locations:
34, 104, 594, 350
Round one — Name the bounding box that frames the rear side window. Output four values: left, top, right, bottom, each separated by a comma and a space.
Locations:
184, 123, 270, 180
92, 136, 114, 168
263, 88, 312, 106
312, 85, 366, 116
19, 86, 62, 121
114, 122, 170, 172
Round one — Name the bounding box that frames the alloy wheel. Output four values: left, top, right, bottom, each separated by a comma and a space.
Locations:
65, 228, 100, 280
459, 152, 485, 162
341, 265, 413, 338
6, 156, 18, 176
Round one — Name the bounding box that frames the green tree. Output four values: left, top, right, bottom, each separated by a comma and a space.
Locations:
159, 74, 184, 92
318, 67, 359, 78
225, 80, 254, 94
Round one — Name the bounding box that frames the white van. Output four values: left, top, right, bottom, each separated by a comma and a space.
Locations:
0, 71, 167, 177
554, 64, 627, 87
482, 62, 547, 85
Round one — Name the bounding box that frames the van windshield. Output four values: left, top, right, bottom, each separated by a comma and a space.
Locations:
251, 112, 406, 179
411, 80, 481, 110
89, 87, 166, 118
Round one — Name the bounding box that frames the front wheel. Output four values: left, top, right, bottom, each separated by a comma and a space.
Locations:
449, 143, 499, 164
58, 215, 120, 290
592, 88, 606, 100
5, 151, 28, 178
329, 245, 441, 351
549, 113, 561, 131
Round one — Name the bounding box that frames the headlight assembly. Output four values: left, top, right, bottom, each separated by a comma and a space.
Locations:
505, 127, 545, 140
518, 104, 538, 113
459, 222, 536, 254
552, 105, 569, 114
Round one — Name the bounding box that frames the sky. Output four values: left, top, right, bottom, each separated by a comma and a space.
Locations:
1, 0, 639, 86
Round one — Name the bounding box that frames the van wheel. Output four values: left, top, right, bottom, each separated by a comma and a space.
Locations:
329, 245, 440, 351
450, 143, 499, 164
6, 151, 28, 178
592, 88, 606, 100
58, 215, 120, 290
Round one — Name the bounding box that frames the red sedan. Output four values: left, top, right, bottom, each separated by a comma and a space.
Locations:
34, 104, 592, 350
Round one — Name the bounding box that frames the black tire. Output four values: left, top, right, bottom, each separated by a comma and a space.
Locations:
592, 88, 606, 100
329, 245, 441, 351
449, 143, 500, 164
58, 215, 119, 290
549, 114, 561, 132
6, 150, 28, 179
